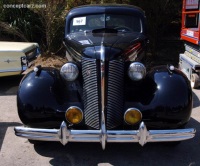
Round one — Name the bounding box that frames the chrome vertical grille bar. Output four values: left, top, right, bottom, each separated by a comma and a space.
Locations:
100, 44, 106, 150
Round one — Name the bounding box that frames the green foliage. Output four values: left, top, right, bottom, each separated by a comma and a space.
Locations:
0, 0, 67, 53
0, 7, 43, 42
67, 0, 90, 8
130, 0, 182, 56
0, 0, 182, 57
30, 1, 68, 53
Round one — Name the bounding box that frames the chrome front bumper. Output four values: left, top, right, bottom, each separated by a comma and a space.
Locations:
14, 121, 195, 149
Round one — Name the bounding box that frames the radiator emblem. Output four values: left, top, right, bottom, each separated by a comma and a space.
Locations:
86, 69, 91, 76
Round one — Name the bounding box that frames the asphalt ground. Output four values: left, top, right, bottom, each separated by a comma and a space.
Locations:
0, 75, 200, 166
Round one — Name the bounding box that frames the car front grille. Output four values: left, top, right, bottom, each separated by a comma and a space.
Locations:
107, 60, 124, 129
82, 58, 100, 129
82, 58, 124, 129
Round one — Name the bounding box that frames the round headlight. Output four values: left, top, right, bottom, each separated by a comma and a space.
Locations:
124, 108, 142, 125
60, 63, 79, 81
65, 106, 83, 124
128, 62, 146, 81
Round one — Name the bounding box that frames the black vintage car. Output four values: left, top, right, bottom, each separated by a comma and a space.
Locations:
15, 4, 195, 149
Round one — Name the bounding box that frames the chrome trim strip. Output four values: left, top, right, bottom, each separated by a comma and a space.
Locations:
100, 43, 106, 150
0, 68, 22, 73
14, 121, 196, 149
4, 59, 17, 63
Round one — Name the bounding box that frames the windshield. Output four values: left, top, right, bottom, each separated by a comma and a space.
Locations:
70, 14, 142, 33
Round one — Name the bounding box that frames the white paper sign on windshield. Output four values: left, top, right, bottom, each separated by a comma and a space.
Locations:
73, 17, 86, 26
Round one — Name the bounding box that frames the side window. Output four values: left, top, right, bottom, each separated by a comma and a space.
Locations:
185, 0, 199, 28
185, 14, 199, 28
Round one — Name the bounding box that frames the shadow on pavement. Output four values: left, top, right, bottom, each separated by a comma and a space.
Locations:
32, 118, 200, 166
0, 122, 22, 152
193, 90, 200, 108
0, 75, 23, 96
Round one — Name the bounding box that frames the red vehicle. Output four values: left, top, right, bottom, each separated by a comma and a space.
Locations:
180, 0, 200, 88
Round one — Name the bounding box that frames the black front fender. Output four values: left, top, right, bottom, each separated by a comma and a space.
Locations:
125, 65, 193, 128
17, 68, 67, 127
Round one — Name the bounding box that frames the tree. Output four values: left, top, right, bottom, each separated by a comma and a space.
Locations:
129, 0, 182, 56
0, 0, 182, 57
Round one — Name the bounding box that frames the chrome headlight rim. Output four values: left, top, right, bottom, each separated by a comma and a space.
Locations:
128, 62, 146, 81
124, 108, 142, 125
60, 62, 79, 81
65, 106, 83, 125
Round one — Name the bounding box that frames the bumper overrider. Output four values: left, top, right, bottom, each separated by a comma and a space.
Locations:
14, 120, 195, 149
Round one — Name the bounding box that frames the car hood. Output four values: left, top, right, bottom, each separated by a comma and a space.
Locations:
64, 31, 146, 61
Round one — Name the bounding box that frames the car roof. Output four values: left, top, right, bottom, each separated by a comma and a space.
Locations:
73, 4, 143, 11
66, 4, 145, 18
